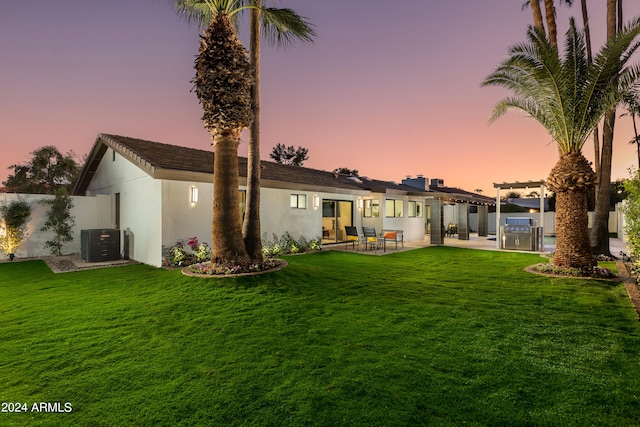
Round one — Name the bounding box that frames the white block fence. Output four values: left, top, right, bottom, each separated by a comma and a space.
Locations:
0, 193, 111, 260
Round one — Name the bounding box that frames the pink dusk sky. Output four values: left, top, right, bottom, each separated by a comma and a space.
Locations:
2, 1, 640, 195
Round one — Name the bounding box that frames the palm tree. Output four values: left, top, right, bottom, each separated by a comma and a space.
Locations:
173, 0, 315, 262
578, 0, 602, 184
622, 91, 640, 169
191, 0, 255, 266
483, 18, 640, 270
543, 0, 559, 48
591, 0, 620, 256
522, 0, 574, 48
527, 0, 546, 32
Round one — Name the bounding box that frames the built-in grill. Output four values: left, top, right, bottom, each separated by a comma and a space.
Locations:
500, 217, 543, 251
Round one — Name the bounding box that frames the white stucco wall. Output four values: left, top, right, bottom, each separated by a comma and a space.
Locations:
87, 148, 163, 267
160, 184, 364, 257
360, 195, 425, 242
1, 193, 111, 259
261, 188, 327, 240
162, 180, 213, 248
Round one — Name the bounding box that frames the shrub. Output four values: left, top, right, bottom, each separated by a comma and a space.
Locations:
262, 232, 322, 258
40, 190, 75, 256
162, 237, 211, 267
623, 169, 640, 271
0, 200, 31, 257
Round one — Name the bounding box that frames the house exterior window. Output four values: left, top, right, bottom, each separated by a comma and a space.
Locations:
290, 194, 307, 209
363, 199, 380, 218
385, 199, 403, 218
408, 201, 423, 217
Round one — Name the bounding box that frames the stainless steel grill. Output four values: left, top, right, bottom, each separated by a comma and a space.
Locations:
500, 217, 543, 251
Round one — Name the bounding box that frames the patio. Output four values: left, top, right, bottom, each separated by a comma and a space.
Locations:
327, 233, 630, 257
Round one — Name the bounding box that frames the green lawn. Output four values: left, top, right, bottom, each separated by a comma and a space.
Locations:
1, 247, 639, 426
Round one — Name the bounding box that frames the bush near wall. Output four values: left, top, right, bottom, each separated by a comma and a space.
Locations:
262, 233, 321, 257
623, 170, 640, 271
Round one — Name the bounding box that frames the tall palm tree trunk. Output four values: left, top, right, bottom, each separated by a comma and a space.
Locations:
591, 0, 619, 256
193, 12, 254, 267
531, 0, 546, 32
544, 0, 558, 48
580, 0, 601, 187
212, 130, 251, 266
633, 113, 640, 169
243, 1, 263, 261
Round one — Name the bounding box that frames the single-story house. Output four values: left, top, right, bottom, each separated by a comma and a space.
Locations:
73, 134, 494, 266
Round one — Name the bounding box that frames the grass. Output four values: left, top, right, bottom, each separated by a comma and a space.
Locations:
1, 247, 639, 426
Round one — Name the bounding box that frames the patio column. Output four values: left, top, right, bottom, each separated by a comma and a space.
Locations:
477, 204, 488, 237
457, 202, 469, 240
539, 182, 545, 231
495, 187, 501, 248
428, 198, 444, 245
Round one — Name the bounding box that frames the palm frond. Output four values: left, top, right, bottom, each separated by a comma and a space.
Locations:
483, 16, 640, 156
260, 7, 316, 47
171, 0, 315, 47
171, 0, 247, 29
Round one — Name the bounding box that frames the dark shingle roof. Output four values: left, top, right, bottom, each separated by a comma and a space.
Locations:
74, 134, 367, 195
74, 134, 493, 205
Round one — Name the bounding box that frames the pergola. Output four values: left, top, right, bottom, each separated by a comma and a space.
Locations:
425, 191, 495, 245
493, 180, 546, 249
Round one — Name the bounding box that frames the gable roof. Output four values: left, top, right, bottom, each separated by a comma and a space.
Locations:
73, 133, 494, 205
73, 134, 370, 196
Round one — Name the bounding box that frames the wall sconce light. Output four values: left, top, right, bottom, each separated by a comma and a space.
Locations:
313, 195, 320, 208
357, 199, 363, 210
190, 186, 198, 204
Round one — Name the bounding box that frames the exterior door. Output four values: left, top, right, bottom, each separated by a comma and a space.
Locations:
321, 200, 353, 244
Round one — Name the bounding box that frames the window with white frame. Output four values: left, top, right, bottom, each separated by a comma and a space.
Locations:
385, 199, 403, 218
363, 199, 380, 217
290, 194, 307, 209
408, 201, 423, 217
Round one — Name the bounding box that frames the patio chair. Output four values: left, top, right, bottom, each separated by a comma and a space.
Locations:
362, 227, 381, 251
344, 226, 362, 250
381, 229, 404, 251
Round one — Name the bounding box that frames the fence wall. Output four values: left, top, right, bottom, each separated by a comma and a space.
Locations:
470, 204, 624, 236
1, 193, 111, 259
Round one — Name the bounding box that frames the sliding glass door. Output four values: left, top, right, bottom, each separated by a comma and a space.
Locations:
321, 200, 353, 244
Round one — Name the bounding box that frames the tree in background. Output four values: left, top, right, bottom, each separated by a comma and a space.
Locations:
504, 191, 521, 199
0, 200, 31, 259
523, 0, 575, 49
269, 143, 309, 166
40, 189, 75, 256
622, 91, 640, 169
172, 0, 315, 262
483, 18, 640, 270
3, 146, 80, 194
333, 167, 359, 176
591, 0, 622, 256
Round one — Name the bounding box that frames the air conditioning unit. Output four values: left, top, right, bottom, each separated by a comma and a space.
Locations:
80, 229, 120, 262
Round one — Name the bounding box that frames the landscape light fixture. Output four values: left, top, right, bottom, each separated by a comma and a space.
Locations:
313, 195, 320, 208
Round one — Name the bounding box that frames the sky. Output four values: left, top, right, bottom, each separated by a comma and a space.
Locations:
2, 0, 640, 196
